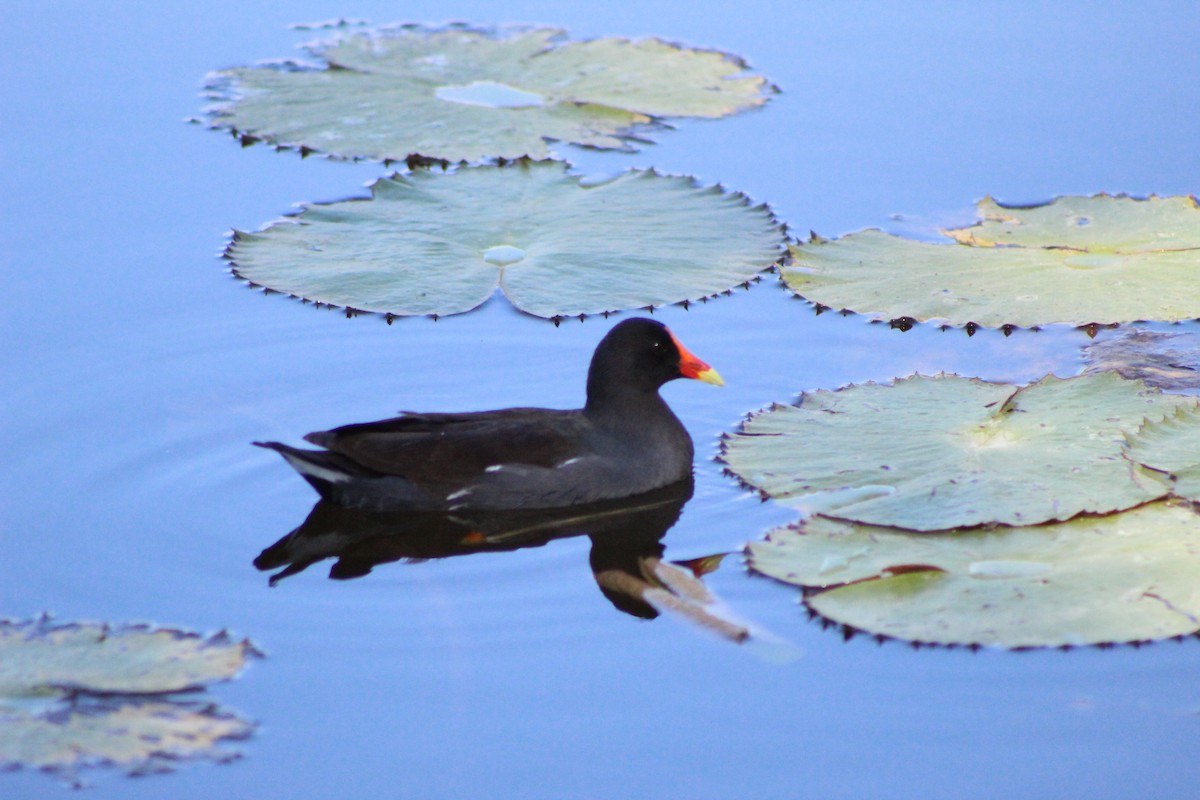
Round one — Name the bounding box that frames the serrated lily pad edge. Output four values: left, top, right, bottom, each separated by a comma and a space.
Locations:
779, 234, 1139, 337
221, 158, 787, 324
196, 21, 778, 164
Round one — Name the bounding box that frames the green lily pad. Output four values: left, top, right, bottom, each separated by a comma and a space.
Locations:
747, 501, 1200, 648
782, 194, 1200, 329
203, 24, 772, 162
0, 618, 258, 779
720, 372, 1192, 531
1127, 406, 1200, 503
1083, 329, 1200, 390
226, 160, 784, 318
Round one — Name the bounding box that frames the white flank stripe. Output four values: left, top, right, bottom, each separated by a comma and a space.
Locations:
281, 452, 349, 484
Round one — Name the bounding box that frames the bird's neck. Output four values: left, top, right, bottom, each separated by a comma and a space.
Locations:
584, 380, 684, 439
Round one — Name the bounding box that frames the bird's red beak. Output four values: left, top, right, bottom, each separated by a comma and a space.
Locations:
670, 331, 724, 386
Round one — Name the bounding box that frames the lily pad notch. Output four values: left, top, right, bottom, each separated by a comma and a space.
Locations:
781, 194, 1200, 332
224, 159, 786, 321
201, 22, 777, 163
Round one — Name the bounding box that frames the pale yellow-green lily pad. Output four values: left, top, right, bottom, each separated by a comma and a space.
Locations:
720, 372, 1194, 531
747, 502, 1200, 648
782, 194, 1200, 329
1127, 406, 1200, 504
203, 23, 772, 162
0, 619, 255, 697
0, 619, 257, 779
226, 160, 784, 319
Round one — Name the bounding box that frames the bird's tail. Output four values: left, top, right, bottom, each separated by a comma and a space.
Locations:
253, 441, 378, 500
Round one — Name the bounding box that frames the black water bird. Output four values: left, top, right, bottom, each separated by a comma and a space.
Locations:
256, 318, 723, 512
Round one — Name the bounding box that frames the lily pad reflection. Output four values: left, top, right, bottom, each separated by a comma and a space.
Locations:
1083, 328, 1200, 390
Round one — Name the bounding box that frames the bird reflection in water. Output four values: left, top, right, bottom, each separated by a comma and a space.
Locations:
254, 477, 753, 643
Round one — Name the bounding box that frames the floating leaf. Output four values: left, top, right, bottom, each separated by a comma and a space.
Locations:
720, 372, 1193, 531
0, 619, 257, 779
1127, 406, 1200, 503
227, 160, 783, 318
782, 195, 1200, 329
747, 502, 1200, 648
0, 619, 255, 697
203, 24, 772, 162
1083, 328, 1200, 390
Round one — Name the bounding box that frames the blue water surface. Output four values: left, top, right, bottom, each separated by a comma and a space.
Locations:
3, 2, 1199, 798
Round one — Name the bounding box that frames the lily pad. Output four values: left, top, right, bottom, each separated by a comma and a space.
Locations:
747, 501, 1200, 648
0, 618, 257, 779
226, 160, 784, 318
782, 194, 1200, 329
1083, 329, 1200, 390
720, 372, 1193, 531
1127, 406, 1200, 503
203, 24, 772, 162
0, 619, 255, 697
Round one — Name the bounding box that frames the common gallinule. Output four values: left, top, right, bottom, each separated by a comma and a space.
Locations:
256, 318, 723, 511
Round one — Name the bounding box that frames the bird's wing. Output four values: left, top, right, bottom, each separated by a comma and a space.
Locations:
303, 409, 592, 489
